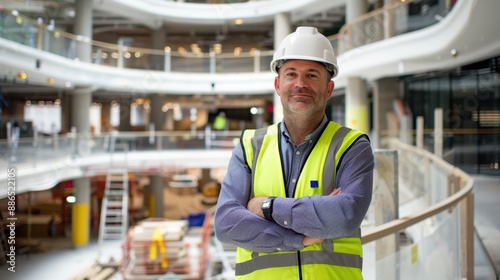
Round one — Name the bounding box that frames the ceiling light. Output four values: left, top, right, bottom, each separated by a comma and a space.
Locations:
213, 44, 222, 54
234, 47, 242, 56
17, 72, 27, 79
66, 196, 76, 203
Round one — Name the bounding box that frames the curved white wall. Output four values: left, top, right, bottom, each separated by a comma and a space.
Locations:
335, 0, 500, 87
93, 0, 345, 27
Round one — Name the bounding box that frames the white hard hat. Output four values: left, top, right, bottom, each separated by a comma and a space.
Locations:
270, 26, 338, 79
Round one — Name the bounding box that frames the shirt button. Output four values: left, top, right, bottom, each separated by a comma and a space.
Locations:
292, 179, 296, 183
295, 151, 300, 155
283, 221, 288, 226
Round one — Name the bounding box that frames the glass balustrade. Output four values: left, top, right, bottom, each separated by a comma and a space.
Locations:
0, 130, 240, 169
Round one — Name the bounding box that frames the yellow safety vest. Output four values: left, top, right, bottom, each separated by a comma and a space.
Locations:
237, 121, 366, 280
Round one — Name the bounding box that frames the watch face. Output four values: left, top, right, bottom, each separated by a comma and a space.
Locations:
262, 201, 271, 208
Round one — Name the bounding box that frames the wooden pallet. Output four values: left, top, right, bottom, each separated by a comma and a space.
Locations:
69, 261, 117, 280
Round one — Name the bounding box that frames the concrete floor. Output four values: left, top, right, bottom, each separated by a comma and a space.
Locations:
472, 175, 500, 280
0, 174, 498, 280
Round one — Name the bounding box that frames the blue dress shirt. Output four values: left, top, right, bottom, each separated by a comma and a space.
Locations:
214, 116, 374, 253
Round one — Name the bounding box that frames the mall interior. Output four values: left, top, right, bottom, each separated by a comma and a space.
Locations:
0, 0, 499, 279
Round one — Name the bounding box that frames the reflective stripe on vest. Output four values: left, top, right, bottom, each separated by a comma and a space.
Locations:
237, 121, 366, 279
235, 235, 362, 276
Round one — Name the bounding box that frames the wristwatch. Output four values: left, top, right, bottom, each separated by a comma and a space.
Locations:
261, 196, 277, 221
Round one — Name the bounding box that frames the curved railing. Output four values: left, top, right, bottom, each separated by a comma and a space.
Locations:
0, 7, 273, 74
0, 129, 238, 198
333, 0, 451, 56
362, 138, 474, 279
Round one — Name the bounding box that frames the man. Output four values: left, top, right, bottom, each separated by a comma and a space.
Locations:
214, 26, 374, 279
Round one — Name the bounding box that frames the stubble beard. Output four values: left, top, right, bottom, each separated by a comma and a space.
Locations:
283, 88, 326, 121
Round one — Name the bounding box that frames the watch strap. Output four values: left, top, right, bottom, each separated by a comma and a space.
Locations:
262, 196, 276, 221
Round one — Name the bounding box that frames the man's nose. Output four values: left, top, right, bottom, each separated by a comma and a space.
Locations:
294, 75, 308, 87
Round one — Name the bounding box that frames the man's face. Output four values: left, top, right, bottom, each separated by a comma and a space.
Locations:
274, 60, 334, 118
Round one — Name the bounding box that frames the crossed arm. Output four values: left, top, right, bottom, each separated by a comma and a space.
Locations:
214, 138, 373, 253
246, 188, 342, 247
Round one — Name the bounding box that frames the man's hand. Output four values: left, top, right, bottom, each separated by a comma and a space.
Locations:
330, 187, 342, 196
247, 196, 268, 218
302, 236, 324, 246
249, 189, 343, 244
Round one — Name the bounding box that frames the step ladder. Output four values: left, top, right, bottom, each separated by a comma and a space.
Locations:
98, 169, 129, 267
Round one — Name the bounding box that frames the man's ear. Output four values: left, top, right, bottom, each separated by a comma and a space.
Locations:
326, 80, 335, 99
274, 77, 281, 96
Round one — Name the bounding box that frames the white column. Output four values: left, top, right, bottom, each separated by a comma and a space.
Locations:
149, 94, 164, 130
372, 77, 401, 148
346, 77, 369, 134
151, 26, 166, 70
272, 13, 291, 124
434, 108, 443, 158
118, 99, 132, 132
74, 0, 92, 63
148, 94, 165, 217
150, 175, 164, 218
71, 89, 91, 134
346, 0, 368, 47
72, 178, 91, 247
346, 0, 367, 21
71, 0, 93, 247
416, 116, 424, 149
70, 89, 92, 248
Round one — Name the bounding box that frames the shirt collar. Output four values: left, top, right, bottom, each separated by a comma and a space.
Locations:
281, 115, 328, 145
